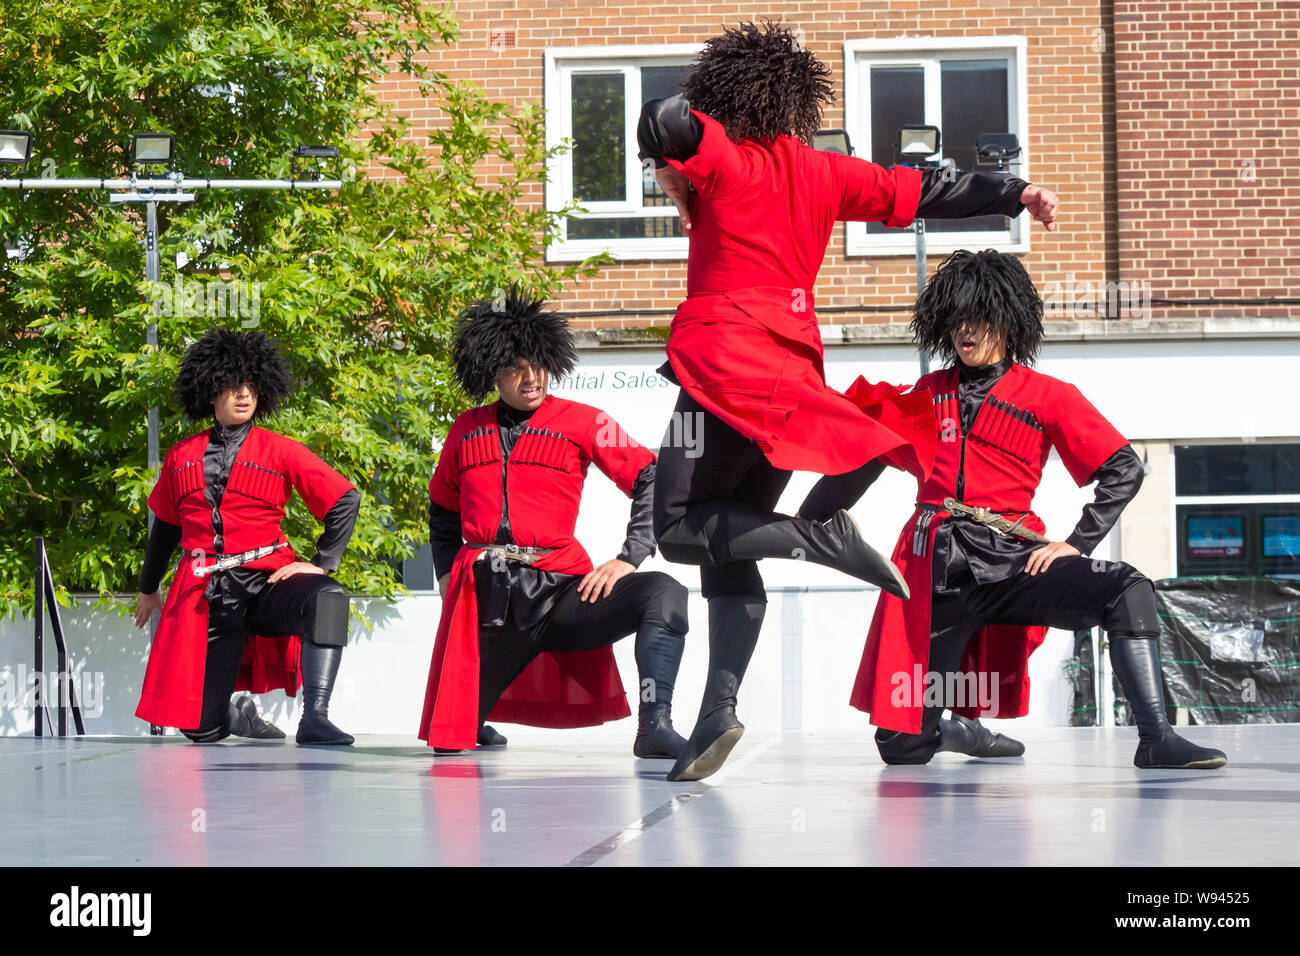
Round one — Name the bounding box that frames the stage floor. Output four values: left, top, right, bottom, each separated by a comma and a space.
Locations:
4, 725, 1296, 866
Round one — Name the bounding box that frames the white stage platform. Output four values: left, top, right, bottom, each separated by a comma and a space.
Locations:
3, 725, 1295, 867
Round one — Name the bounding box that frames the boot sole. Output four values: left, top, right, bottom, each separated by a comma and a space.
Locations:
1139, 755, 1227, 770
296, 735, 355, 746
667, 726, 744, 782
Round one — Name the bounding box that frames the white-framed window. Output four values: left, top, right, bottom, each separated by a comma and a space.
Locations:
842, 35, 1030, 257
1171, 440, 1300, 578
543, 44, 701, 263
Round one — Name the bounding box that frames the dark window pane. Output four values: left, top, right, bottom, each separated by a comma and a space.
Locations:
641, 65, 694, 208
572, 72, 625, 202
937, 59, 1011, 232
1176, 444, 1300, 496
866, 59, 1015, 237
941, 59, 1010, 172
642, 65, 690, 104
567, 215, 685, 240
866, 67, 924, 236
869, 67, 925, 167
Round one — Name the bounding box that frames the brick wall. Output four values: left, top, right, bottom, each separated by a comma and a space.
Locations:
374, 2, 1119, 330
1114, 0, 1300, 320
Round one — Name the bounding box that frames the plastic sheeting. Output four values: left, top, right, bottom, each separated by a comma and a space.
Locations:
1066, 629, 1098, 727
1153, 577, 1300, 725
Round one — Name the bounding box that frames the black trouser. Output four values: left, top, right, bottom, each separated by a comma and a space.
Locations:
652, 388, 792, 600
474, 565, 689, 724
182, 571, 346, 741
876, 549, 1159, 763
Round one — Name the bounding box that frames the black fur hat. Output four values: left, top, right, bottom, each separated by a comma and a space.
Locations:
682, 17, 834, 145
911, 249, 1044, 367
450, 282, 577, 401
174, 328, 293, 421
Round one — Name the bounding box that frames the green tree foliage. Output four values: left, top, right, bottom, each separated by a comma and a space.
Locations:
0, 0, 607, 619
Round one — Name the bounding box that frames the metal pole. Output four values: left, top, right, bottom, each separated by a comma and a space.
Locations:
145, 200, 160, 473
34, 538, 45, 738
43, 560, 85, 735
915, 219, 930, 376
144, 201, 164, 736
0, 177, 341, 191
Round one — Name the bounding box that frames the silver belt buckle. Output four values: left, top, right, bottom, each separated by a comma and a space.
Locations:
504, 544, 534, 564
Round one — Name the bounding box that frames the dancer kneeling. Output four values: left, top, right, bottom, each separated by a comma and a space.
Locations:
133, 329, 360, 745
800, 250, 1226, 770
418, 286, 689, 759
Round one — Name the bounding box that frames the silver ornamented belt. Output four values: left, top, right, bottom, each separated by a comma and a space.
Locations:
466, 543, 556, 565
941, 498, 1050, 544
190, 541, 290, 577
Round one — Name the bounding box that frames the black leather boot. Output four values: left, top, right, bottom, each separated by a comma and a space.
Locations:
477, 724, 508, 746
296, 642, 354, 745
1109, 636, 1226, 769
725, 502, 909, 598
937, 713, 1024, 758
667, 596, 764, 782
228, 694, 286, 740
632, 622, 688, 759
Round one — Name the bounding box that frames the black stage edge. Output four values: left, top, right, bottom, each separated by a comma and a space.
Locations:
1, 867, 1278, 939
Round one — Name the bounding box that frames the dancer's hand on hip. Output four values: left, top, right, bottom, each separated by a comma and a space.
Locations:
577, 558, 634, 603
656, 165, 693, 231
1023, 541, 1080, 575
133, 591, 163, 628
268, 561, 325, 583
1020, 184, 1060, 231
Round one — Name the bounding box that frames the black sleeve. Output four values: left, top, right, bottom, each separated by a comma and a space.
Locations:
797, 459, 888, 522
429, 498, 465, 581
637, 94, 704, 169
138, 518, 182, 594
311, 488, 361, 572
1065, 445, 1144, 556
915, 167, 1029, 220
616, 462, 657, 569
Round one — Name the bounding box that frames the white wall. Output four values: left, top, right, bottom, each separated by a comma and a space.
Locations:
4, 334, 1291, 738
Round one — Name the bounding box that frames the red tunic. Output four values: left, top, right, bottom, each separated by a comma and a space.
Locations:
663, 109, 930, 478
136, 426, 356, 729
847, 363, 1130, 732
418, 394, 656, 750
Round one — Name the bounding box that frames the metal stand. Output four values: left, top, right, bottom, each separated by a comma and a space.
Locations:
32, 537, 86, 737
914, 218, 930, 376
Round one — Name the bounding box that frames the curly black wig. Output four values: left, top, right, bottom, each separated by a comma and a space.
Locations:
451, 282, 578, 402
681, 17, 834, 145
174, 328, 293, 421
911, 249, 1044, 366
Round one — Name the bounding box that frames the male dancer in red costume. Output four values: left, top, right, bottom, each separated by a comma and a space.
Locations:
133, 329, 359, 745
419, 286, 690, 758
800, 250, 1226, 769
636, 19, 1062, 780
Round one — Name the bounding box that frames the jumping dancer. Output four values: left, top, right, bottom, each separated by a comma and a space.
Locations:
636, 19, 1062, 780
